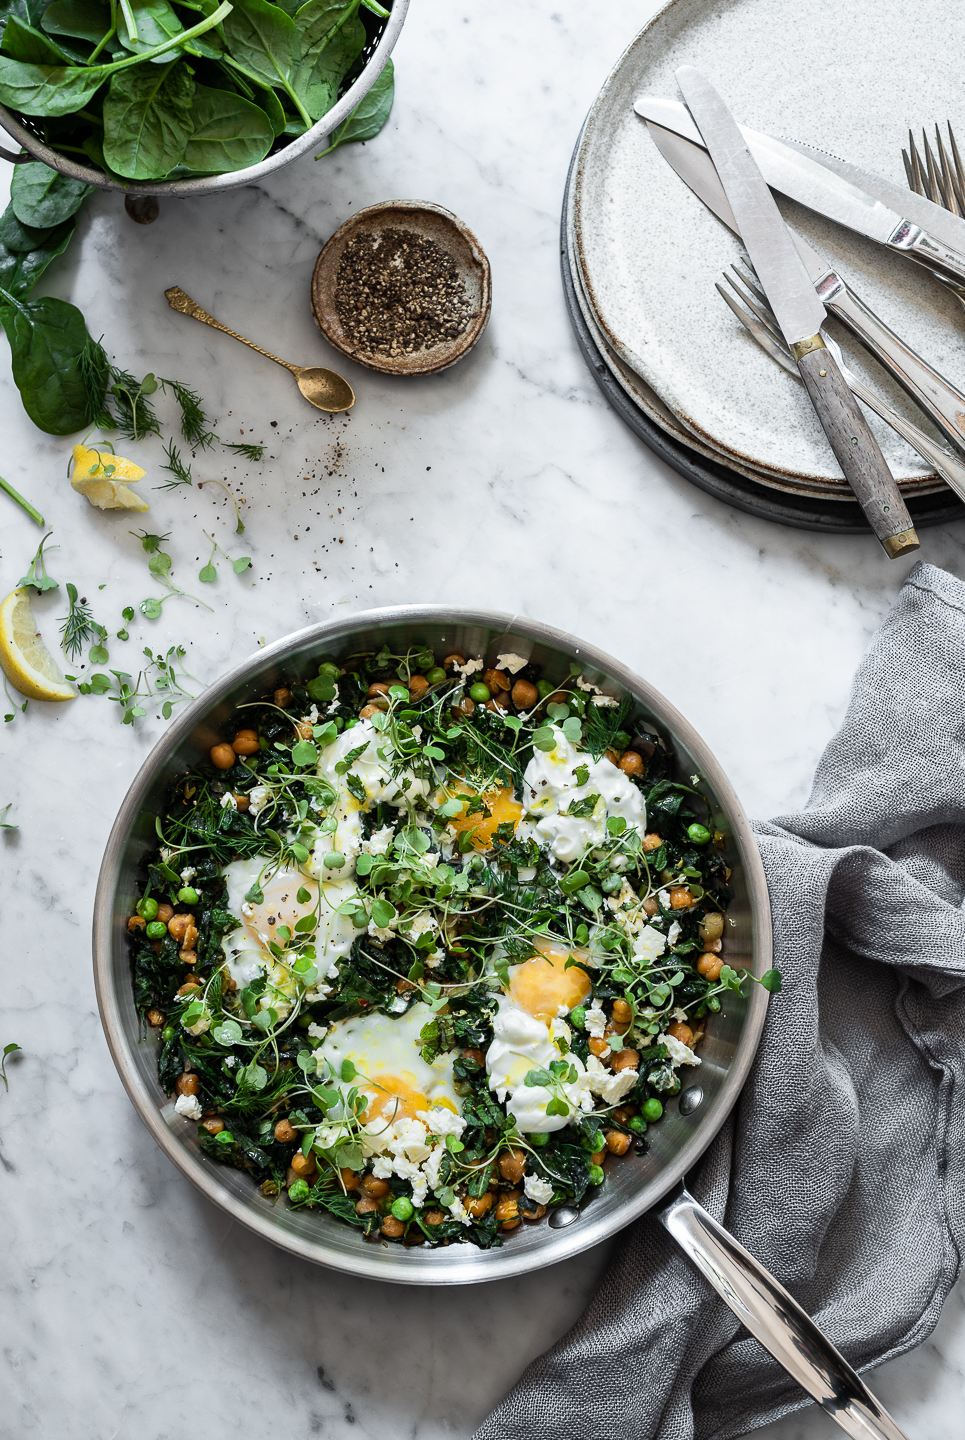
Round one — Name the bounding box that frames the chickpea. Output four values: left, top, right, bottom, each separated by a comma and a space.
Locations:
605, 1131, 632, 1155
176, 1073, 201, 1097
233, 793, 251, 812
618, 750, 644, 777
127, 914, 146, 934
367, 682, 391, 698
669, 887, 695, 910
363, 1175, 391, 1199
202, 1117, 225, 1136
177, 980, 201, 996
641, 833, 663, 852
210, 742, 236, 770
492, 690, 511, 710
443, 652, 466, 669
285, 1166, 300, 1188
696, 952, 723, 982
465, 1193, 494, 1218
290, 1152, 317, 1179
359, 702, 387, 719
700, 912, 725, 945
452, 697, 474, 717
274, 1118, 297, 1144
611, 1047, 639, 1073
424, 1210, 447, 1226
381, 1215, 405, 1239
498, 1148, 527, 1184
145, 1007, 164, 1028
462, 1048, 486, 1067
483, 668, 511, 693
408, 675, 429, 700
495, 1191, 521, 1224
157, 902, 174, 924
231, 728, 259, 756
339, 1169, 361, 1191
605, 747, 621, 767
588, 1037, 609, 1059
355, 1196, 379, 1217
274, 687, 292, 709
642, 897, 659, 917
522, 1203, 547, 1222
294, 720, 314, 740
668, 1022, 695, 1047
168, 912, 196, 943
590, 1149, 606, 1166
611, 1105, 636, 1126
511, 679, 539, 710
611, 998, 633, 1034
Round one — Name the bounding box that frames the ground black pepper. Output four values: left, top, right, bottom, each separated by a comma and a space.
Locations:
335, 227, 475, 357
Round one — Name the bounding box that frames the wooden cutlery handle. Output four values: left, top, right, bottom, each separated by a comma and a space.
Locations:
796, 345, 919, 557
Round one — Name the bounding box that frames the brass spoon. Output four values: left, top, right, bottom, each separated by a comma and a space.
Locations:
164, 286, 355, 413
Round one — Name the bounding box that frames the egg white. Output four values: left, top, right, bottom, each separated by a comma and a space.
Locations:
518, 725, 647, 861
316, 1002, 462, 1124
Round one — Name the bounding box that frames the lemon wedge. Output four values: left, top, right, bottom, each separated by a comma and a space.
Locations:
71, 444, 149, 511
0, 588, 76, 702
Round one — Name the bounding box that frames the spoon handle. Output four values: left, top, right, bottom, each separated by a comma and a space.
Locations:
164, 286, 297, 374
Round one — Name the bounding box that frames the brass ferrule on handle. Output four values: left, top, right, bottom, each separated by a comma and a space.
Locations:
790, 331, 826, 363
882, 529, 921, 558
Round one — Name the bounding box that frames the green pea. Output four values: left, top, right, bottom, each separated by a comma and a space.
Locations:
641, 1098, 663, 1123
137, 897, 159, 921
390, 1196, 414, 1221
344, 718, 358, 730
259, 736, 269, 751
536, 680, 554, 699
587, 1164, 605, 1185
161, 1024, 177, 1043
177, 886, 199, 904
146, 920, 167, 940
425, 667, 446, 685
323, 851, 346, 869
627, 1116, 647, 1134
469, 682, 491, 703
687, 822, 712, 846
288, 1178, 311, 1203
317, 661, 340, 680
388, 683, 409, 701
582, 1130, 605, 1152
569, 1006, 586, 1031
527, 1131, 551, 1147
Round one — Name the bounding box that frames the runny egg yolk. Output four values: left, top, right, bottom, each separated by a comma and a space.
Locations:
509, 936, 593, 1023
244, 869, 317, 946
364, 1074, 458, 1124
445, 782, 523, 850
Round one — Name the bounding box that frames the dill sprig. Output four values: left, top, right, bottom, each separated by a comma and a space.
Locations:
221, 440, 265, 462
160, 378, 216, 450
59, 582, 96, 661
80, 337, 112, 428
157, 440, 194, 489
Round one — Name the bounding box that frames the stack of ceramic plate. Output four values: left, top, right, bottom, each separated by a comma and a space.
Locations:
562, 0, 965, 532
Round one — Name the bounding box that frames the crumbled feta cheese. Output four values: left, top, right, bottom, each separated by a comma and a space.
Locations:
390, 996, 408, 1013
452, 657, 483, 678
584, 1000, 607, 1038
667, 920, 682, 948
174, 1093, 202, 1121
371, 1155, 394, 1179
367, 921, 395, 943
660, 1032, 701, 1067
184, 1013, 211, 1037
657, 889, 671, 910
225, 1055, 238, 1068
671, 1007, 688, 1023
448, 1197, 473, 1225
362, 824, 395, 856
418, 1108, 466, 1138
179, 867, 197, 882
523, 1174, 554, 1205
584, 1054, 638, 1103
220, 792, 237, 810
307, 1022, 328, 1042
303, 982, 333, 1002
248, 785, 271, 816
517, 866, 537, 883
496, 651, 529, 674
423, 1146, 447, 1192
590, 694, 618, 707
632, 925, 667, 966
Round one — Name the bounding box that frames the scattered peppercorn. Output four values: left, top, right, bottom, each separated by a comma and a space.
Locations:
335, 228, 476, 357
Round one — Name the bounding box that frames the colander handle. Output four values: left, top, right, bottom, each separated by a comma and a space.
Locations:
0, 147, 33, 163
658, 1185, 910, 1440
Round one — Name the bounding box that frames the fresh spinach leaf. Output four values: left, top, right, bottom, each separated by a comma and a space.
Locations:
0, 215, 74, 296
0, 0, 45, 30
10, 160, 93, 225
221, 0, 309, 125
0, 58, 108, 115
291, 5, 362, 121
0, 201, 56, 251
1, 15, 76, 63
103, 59, 194, 179
41, 0, 111, 45
0, 288, 93, 433
316, 51, 391, 153
115, 0, 184, 58
182, 82, 273, 171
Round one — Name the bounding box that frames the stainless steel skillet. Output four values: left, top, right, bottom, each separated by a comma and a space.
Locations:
92, 605, 906, 1440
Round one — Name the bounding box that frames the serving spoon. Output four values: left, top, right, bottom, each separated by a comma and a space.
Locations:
164, 286, 355, 413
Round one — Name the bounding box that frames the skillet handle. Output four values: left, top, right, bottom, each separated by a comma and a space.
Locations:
656, 1185, 910, 1440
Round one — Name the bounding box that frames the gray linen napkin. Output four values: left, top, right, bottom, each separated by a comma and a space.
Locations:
474, 560, 965, 1440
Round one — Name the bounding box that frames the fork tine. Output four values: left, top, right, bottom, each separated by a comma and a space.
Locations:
906, 130, 927, 196
944, 122, 965, 213
715, 281, 800, 378
902, 148, 916, 190
935, 126, 962, 216
922, 129, 949, 206
723, 268, 785, 346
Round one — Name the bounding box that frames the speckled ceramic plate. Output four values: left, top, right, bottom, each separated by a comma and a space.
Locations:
572, 0, 965, 492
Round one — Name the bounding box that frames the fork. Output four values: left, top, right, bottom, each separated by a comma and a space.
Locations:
718, 262, 965, 502
903, 126, 965, 314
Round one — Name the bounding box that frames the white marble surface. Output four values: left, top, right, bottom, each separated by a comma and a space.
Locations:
2, 2, 965, 1437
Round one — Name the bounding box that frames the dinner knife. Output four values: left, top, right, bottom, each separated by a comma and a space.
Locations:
635, 96, 965, 287
645, 120, 965, 455
672, 67, 918, 557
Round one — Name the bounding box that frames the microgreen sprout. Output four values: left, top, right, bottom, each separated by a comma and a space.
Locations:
17, 532, 58, 593
79, 643, 197, 722
0, 474, 44, 527
0, 803, 16, 829
0, 1042, 21, 1091
198, 530, 252, 583
197, 477, 245, 535
109, 369, 161, 443
131, 530, 212, 614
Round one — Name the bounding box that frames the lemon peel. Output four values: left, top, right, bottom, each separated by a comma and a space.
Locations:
71, 444, 149, 512
0, 587, 76, 702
